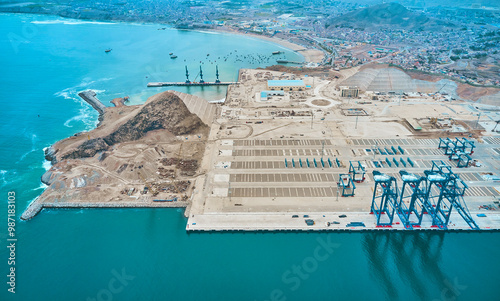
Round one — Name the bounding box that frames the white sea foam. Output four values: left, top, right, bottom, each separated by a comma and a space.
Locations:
54, 77, 113, 101
54, 91, 75, 100
43, 160, 52, 171
33, 182, 48, 191
55, 78, 111, 130
32, 20, 116, 26
64, 107, 91, 128
63, 105, 97, 130
0, 170, 16, 188
196, 30, 220, 35
18, 133, 38, 162
0, 170, 7, 185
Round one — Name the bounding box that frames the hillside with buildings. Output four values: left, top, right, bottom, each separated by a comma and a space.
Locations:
326, 3, 454, 31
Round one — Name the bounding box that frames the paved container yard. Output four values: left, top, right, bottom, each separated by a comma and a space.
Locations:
187, 69, 500, 231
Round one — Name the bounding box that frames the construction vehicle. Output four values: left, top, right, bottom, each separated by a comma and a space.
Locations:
138, 172, 158, 196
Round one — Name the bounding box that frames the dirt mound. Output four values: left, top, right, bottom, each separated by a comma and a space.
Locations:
62, 137, 109, 160
61, 92, 207, 160
406, 71, 443, 83
311, 99, 331, 106
104, 92, 206, 145
456, 84, 500, 102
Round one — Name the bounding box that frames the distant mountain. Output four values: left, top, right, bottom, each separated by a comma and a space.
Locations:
326, 2, 454, 31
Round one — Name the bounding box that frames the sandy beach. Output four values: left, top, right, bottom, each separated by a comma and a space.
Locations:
209, 26, 325, 64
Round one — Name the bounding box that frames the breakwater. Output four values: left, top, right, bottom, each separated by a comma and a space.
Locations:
78, 90, 107, 114
21, 198, 189, 220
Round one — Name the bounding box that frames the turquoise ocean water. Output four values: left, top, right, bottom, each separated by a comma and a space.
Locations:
0, 13, 499, 301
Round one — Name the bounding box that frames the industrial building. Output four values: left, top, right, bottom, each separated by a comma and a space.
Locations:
340, 86, 360, 98
260, 90, 284, 101
267, 80, 306, 91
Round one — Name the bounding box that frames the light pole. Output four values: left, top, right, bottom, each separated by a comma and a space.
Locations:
321, 140, 325, 160
475, 113, 481, 129
311, 110, 314, 129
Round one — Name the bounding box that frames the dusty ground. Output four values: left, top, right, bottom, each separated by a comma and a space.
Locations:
456, 83, 500, 102
38, 92, 210, 208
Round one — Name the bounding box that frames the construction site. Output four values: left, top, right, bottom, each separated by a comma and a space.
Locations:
186, 67, 500, 231
26, 66, 500, 231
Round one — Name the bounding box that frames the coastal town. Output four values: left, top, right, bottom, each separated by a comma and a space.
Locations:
2, 0, 499, 87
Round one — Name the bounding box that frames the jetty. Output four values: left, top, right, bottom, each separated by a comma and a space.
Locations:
148, 82, 237, 87
78, 90, 106, 115
276, 59, 302, 64
21, 198, 189, 221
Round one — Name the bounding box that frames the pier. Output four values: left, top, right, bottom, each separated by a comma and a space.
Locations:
276, 59, 302, 64
147, 82, 237, 87
148, 65, 238, 87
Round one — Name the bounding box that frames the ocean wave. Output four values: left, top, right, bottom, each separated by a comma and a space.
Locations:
18, 133, 39, 162
43, 160, 52, 171
55, 78, 111, 130
33, 182, 48, 191
64, 106, 92, 128
54, 77, 113, 100
32, 20, 116, 26
0, 169, 18, 189
196, 30, 220, 35
0, 170, 7, 186
63, 105, 98, 130
54, 91, 77, 101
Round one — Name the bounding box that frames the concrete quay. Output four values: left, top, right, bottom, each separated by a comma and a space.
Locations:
186, 211, 500, 232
